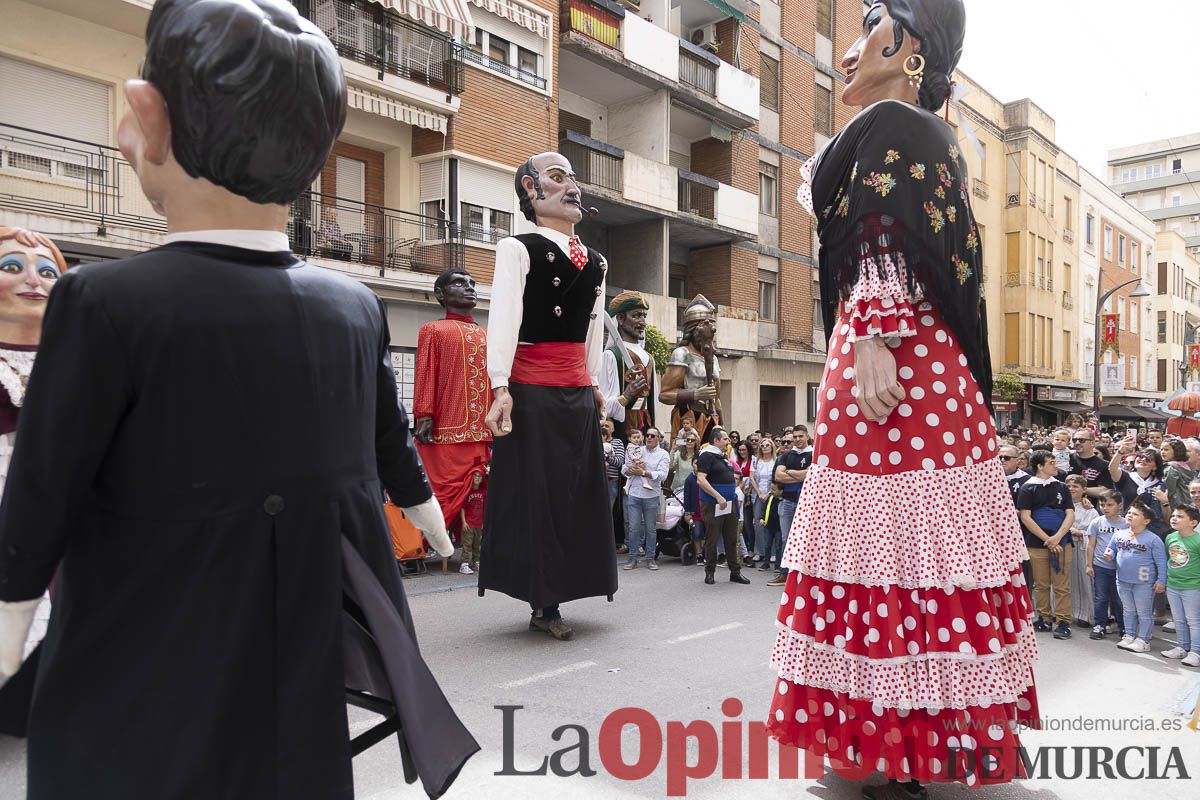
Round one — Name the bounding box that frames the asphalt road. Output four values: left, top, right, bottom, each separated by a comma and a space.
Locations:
3, 554, 1199, 799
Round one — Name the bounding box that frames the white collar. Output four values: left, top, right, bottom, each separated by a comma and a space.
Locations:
533, 226, 579, 252
1025, 475, 1058, 486
1007, 469, 1029, 481
700, 444, 724, 456
164, 229, 290, 252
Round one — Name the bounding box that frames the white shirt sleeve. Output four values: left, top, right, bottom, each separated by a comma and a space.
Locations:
585, 263, 606, 386
600, 349, 625, 422
486, 238, 529, 389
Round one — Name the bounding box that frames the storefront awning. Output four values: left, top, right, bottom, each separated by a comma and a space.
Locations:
1033, 401, 1092, 415
347, 85, 449, 133
702, 0, 745, 22
373, 0, 475, 42
466, 0, 550, 38
1097, 404, 1171, 422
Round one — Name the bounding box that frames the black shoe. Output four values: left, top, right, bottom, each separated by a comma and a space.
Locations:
1074, 618, 1092, 629
1053, 621, 1072, 639
1033, 618, 1052, 633
529, 615, 574, 641
757, 561, 771, 571
729, 572, 751, 585
1089, 625, 1105, 640
704, 572, 715, 585
695, 554, 706, 565
862, 779, 928, 800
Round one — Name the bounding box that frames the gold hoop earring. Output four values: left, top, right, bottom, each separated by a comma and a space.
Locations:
902, 54, 925, 88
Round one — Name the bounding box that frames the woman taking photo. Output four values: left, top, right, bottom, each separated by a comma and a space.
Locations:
750, 438, 779, 568
764, 3, 1038, 797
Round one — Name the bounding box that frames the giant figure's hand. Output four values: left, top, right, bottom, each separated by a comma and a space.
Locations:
486, 388, 513, 437
0, 597, 40, 689
853, 337, 906, 424
623, 372, 649, 401
414, 417, 434, 444
693, 383, 719, 402
402, 496, 454, 558
593, 387, 606, 422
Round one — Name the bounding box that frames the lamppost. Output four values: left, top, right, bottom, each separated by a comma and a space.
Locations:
1093, 277, 1150, 418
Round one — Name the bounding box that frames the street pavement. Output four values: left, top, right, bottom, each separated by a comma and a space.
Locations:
2, 554, 1199, 799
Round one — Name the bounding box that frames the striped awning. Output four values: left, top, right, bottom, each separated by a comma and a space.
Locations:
347, 84, 449, 133
371, 0, 475, 42
466, 0, 550, 38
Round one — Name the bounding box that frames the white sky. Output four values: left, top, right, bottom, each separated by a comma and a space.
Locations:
956, 0, 1199, 177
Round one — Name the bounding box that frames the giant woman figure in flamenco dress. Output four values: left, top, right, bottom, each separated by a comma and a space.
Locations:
766, 3, 1039, 799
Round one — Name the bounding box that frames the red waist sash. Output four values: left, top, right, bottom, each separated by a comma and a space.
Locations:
510, 342, 591, 387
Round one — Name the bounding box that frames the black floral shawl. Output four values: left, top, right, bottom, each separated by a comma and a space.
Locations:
812, 99, 992, 408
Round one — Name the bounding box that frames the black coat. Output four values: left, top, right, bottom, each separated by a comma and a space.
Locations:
0, 242, 477, 799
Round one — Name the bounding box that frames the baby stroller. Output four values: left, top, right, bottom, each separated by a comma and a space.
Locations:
655, 489, 695, 564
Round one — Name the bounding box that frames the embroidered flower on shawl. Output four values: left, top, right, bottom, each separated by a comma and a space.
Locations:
909, 163, 926, 180
851, 163, 859, 181
934, 185, 945, 200
965, 228, 980, 252
836, 194, 850, 217
952, 255, 972, 284
936, 163, 953, 188
946, 205, 958, 223
948, 143, 960, 161
863, 172, 897, 197
924, 201, 945, 233
822, 204, 834, 221
884, 150, 901, 164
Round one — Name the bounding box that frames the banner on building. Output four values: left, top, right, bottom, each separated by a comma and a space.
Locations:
1190, 344, 1200, 370
1101, 313, 1120, 356
1100, 364, 1125, 394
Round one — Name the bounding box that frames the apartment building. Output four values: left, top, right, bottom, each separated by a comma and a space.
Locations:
1151, 230, 1200, 393
1078, 169, 1157, 409
1109, 132, 1200, 257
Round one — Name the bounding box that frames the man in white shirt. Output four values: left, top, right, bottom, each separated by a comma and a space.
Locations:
600, 290, 655, 442
622, 427, 670, 571
479, 152, 618, 641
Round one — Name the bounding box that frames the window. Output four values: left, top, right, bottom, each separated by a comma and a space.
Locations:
466, 10, 550, 90
1145, 163, 1162, 179
1159, 311, 1168, 343
1103, 225, 1113, 260
488, 34, 511, 63
517, 46, 538, 75
669, 266, 687, 299
1119, 167, 1137, 183
1006, 152, 1020, 204
1130, 301, 1138, 334
460, 202, 511, 243
1131, 242, 1139, 274
1172, 193, 1183, 207
816, 0, 834, 38
1173, 158, 1183, 174
1064, 197, 1073, 230
814, 84, 833, 137
1130, 355, 1138, 387
759, 54, 779, 111
759, 161, 778, 216
806, 383, 820, 422
1118, 234, 1126, 265
1085, 213, 1095, 245
1118, 297, 1126, 330
389, 347, 417, 416
758, 270, 777, 321
812, 296, 823, 329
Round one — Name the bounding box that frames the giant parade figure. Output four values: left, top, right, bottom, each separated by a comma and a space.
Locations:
0, 2, 477, 797
659, 294, 722, 446
479, 151, 618, 641
599, 290, 656, 441
413, 266, 491, 552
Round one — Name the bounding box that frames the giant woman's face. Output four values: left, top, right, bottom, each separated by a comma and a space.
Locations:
841, 3, 919, 110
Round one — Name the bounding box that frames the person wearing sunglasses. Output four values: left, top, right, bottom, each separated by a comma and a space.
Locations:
1068, 430, 1115, 502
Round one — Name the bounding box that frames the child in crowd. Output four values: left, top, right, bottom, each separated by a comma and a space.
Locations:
682, 456, 704, 565
1086, 490, 1128, 640
1105, 498, 1168, 653
1051, 427, 1073, 473
1016, 451, 1075, 639
1163, 504, 1200, 666
757, 482, 783, 572
674, 415, 697, 451
624, 429, 648, 494
1067, 475, 1098, 627
458, 470, 486, 574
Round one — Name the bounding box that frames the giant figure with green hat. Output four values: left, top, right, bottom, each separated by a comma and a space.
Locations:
599, 290, 656, 441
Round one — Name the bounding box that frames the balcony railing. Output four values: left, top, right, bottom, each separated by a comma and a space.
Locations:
678, 170, 717, 220
972, 178, 989, 201
1046, 277, 1054, 292
562, 0, 622, 50
1063, 228, 1074, 244
0, 122, 163, 232
292, 0, 463, 97
461, 47, 547, 89
1063, 291, 1074, 310
679, 42, 718, 97
288, 191, 462, 274
559, 130, 623, 193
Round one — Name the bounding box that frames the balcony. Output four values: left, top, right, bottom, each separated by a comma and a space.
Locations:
0, 123, 461, 274
1063, 228, 1074, 244
460, 47, 547, 90
972, 178, 989, 201
1046, 277, 1054, 293
292, 0, 464, 98
559, 0, 757, 130
0, 122, 161, 233
678, 170, 717, 220
288, 191, 463, 275
559, 131, 624, 193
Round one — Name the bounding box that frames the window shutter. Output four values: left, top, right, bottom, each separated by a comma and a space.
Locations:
458, 160, 513, 210
420, 160, 446, 202
0, 56, 111, 144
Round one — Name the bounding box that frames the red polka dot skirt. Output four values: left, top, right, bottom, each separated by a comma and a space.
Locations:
767, 301, 1039, 787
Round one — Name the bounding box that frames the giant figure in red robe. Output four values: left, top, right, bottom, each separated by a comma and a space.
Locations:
414, 267, 492, 531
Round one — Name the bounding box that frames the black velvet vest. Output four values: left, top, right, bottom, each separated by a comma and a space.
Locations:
514, 233, 605, 344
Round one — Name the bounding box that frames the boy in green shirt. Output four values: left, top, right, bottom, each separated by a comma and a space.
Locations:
1163, 504, 1200, 666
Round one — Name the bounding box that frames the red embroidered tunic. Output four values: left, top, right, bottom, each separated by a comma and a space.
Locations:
414, 312, 492, 445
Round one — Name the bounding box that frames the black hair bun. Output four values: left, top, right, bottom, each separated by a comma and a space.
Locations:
918, 71, 952, 114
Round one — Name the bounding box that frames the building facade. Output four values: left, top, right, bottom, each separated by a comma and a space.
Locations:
1108, 132, 1200, 257
1151, 230, 1200, 393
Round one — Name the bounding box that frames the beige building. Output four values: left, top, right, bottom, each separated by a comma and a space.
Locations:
1109, 132, 1200, 257
1151, 230, 1200, 392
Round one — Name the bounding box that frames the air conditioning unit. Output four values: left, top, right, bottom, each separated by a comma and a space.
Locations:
690, 24, 720, 52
